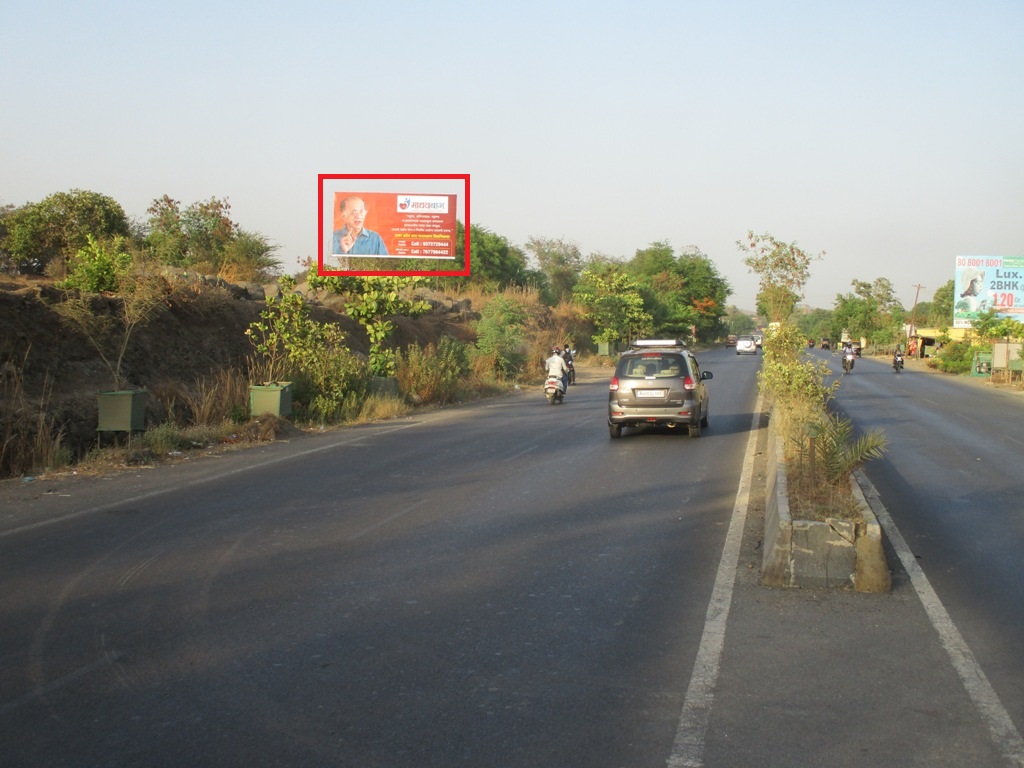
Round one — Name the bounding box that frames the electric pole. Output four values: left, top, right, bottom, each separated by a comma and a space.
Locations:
909, 283, 925, 337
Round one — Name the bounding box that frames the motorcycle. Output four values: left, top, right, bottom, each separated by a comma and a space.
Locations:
566, 358, 576, 385
544, 374, 566, 404
842, 349, 855, 374
893, 352, 904, 374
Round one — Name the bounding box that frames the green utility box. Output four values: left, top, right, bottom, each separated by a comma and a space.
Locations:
96, 390, 148, 433
249, 382, 293, 417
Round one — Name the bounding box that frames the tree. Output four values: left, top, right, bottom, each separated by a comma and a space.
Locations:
792, 307, 834, 342
462, 224, 529, 289
50, 249, 167, 391
628, 240, 675, 278
737, 231, 823, 323
831, 277, 905, 347
725, 306, 757, 335
525, 236, 582, 305
970, 307, 1024, 342
928, 280, 955, 327
627, 242, 731, 342
145, 195, 238, 271
222, 230, 281, 283
143, 195, 279, 281
2, 189, 130, 275
573, 266, 653, 345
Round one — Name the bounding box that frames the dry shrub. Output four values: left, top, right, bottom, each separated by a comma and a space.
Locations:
0, 347, 70, 478
784, 466, 863, 522
237, 414, 293, 442
180, 369, 249, 425
356, 393, 413, 422
396, 337, 469, 405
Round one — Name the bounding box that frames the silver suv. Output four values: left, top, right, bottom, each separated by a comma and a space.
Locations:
607, 340, 712, 438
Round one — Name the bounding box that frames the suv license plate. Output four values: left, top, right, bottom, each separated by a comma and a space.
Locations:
636, 389, 665, 398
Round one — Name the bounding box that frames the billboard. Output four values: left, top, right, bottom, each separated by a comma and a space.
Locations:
318, 174, 470, 277
953, 255, 1024, 329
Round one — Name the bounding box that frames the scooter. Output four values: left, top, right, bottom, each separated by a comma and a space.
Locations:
544, 374, 566, 404
893, 352, 904, 374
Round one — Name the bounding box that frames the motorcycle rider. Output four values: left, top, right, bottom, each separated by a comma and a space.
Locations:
561, 344, 575, 384
842, 341, 856, 371
893, 344, 905, 370
545, 346, 569, 393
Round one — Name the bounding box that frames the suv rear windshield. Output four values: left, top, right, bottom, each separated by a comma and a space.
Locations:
616, 354, 688, 379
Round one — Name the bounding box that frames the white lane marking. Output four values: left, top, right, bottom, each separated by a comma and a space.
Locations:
502, 445, 537, 462
0, 421, 423, 539
344, 499, 429, 542
666, 395, 762, 768
855, 470, 1024, 767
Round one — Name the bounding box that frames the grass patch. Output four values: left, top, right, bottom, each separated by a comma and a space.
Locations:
355, 393, 414, 423
1, 346, 72, 479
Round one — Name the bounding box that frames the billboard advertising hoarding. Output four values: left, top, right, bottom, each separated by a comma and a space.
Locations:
953, 255, 1024, 329
318, 174, 470, 277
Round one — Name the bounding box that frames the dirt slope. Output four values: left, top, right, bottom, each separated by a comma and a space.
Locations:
0, 276, 476, 459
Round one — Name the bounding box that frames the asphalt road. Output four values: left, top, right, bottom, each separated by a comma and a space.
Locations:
820, 350, 1024, 737
4, 347, 1023, 767
0, 352, 762, 768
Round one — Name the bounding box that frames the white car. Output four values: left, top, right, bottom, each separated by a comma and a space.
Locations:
736, 335, 757, 355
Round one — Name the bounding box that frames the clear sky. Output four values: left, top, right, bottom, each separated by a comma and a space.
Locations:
2, 0, 1021, 311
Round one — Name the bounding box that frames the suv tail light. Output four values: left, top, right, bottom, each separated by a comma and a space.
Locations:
682, 375, 695, 391
609, 376, 620, 392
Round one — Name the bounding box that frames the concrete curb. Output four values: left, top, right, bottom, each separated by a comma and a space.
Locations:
761, 435, 891, 592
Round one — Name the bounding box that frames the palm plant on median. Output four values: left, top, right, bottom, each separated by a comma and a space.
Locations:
760, 322, 887, 520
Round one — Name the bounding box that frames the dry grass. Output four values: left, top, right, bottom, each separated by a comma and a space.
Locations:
458, 283, 543, 314
71, 415, 293, 476
784, 466, 863, 522
0, 346, 70, 478
180, 369, 249, 425
354, 393, 414, 423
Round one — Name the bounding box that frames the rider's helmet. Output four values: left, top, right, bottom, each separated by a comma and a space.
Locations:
552, 346, 561, 354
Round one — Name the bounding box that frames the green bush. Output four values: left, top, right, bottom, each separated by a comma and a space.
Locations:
759, 322, 837, 411
474, 296, 527, 379
761, 321, 887, 520
58, 235, 133, 293
397, 336, 470, 405
930, 340, 974, 374
247, 275, 369, 425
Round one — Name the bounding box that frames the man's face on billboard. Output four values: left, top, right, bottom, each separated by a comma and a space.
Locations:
342, 199, 367, 232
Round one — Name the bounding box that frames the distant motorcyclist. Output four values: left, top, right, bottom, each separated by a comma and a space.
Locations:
561, 344, 575, 384
842, 341, 856, 373
545, 346, 569, 392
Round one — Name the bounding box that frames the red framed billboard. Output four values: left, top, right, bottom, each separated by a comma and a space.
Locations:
318, 174, 470, 276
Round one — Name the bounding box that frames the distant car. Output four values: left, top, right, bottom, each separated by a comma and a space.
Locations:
736, 335, 757, 355
752, 333, 764, 348
725, 334, 738, 347
608, 339, 712, 438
